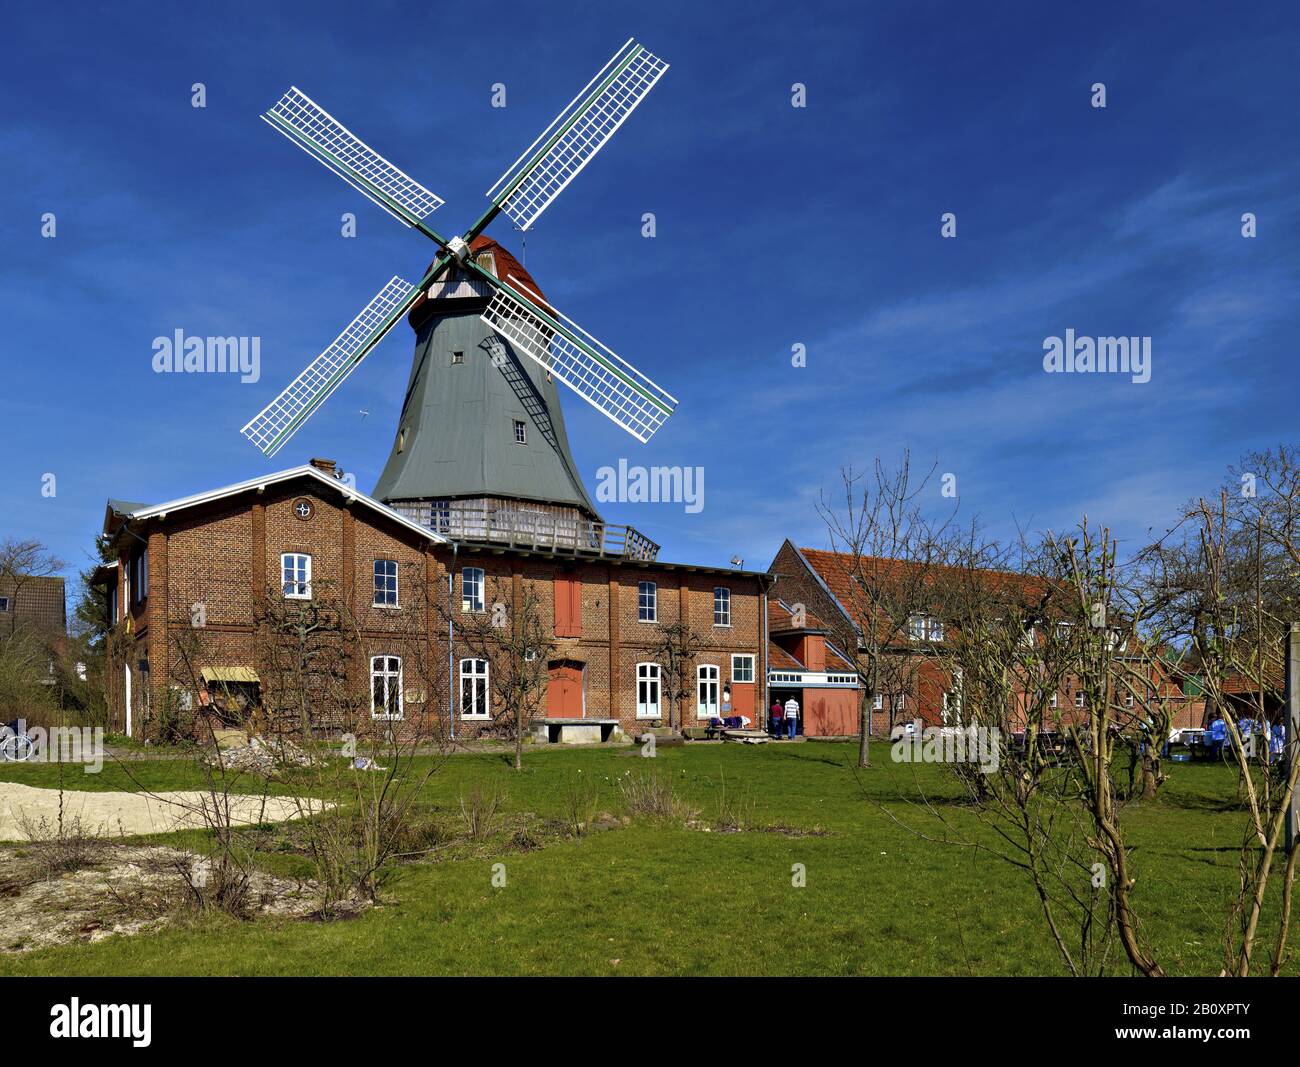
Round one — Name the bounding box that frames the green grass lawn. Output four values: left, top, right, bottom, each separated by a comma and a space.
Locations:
0, 742, 1280, 976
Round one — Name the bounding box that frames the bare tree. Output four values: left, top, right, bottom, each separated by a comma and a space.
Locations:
446, 580, 554, 771
650, 620, 705, 732
1141, 471, 1297, 976
161, 572, 447, 915
818, 454, 956, 767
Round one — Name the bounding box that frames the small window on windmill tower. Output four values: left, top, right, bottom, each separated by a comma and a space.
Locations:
451, 350, 464, 365
476, 251, 497, 277
513, 420, 527, 444
396, 428, 406, 454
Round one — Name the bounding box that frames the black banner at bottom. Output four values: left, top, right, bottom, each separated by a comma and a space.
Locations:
0, 976, 1287, 1052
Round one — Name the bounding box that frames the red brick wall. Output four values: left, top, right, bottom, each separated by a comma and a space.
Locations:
108, 474, 766, 741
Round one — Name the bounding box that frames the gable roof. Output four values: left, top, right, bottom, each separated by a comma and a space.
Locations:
768, 642, 806, 672
103, 465, 450, 547
795, 544, 1054, 640
770, 597, 834, 634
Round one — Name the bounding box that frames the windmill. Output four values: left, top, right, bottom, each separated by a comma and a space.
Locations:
241, 39, 676, 470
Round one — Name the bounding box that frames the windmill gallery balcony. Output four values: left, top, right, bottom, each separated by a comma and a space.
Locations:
390, 500, 660, 561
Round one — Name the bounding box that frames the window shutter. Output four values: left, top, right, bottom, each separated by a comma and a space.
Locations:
555, 576, 572, 637
554, 575, 582, 638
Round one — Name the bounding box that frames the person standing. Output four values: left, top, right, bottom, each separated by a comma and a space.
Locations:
783, 696, 799, 739
769, 698, 783, 738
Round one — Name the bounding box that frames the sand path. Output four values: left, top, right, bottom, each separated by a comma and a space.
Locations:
0, 781, 317, 842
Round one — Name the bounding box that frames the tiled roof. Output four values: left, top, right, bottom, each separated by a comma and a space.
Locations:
825, 642, 857, 670
770, 597, 833, 633
0, 574, 66, 636
796, 546, 1054, 638
768, 642, 806, 671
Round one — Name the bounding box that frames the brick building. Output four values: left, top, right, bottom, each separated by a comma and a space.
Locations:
768, 540, 1199, 738
0, 574, 66, 651
0, 573, 67, 695
94, 460, 771, 741
766, 598, 860, 736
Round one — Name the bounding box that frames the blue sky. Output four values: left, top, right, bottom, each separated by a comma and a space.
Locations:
3, 0, 1298, 595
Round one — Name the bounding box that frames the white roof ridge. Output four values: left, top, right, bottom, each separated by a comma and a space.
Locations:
112, 465, 448, 545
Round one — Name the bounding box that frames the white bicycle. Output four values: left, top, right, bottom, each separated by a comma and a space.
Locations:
0, 722, 36, 762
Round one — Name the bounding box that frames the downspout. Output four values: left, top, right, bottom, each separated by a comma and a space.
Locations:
763, 575, 775, 731
118, 519, 150, 740
447, 540, 458, 744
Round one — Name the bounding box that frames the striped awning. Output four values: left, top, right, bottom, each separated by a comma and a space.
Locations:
200, 667, 260, 684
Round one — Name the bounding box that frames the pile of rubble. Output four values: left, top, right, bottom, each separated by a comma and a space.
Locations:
205, 735, 314, 776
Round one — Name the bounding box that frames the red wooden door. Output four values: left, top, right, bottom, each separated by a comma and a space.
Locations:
546, 662, 585, 718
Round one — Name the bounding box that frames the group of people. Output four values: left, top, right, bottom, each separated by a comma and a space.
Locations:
1203, 715, 1285, 759
769, 697, 800, 739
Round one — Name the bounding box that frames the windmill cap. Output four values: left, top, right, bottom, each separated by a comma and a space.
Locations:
407, 235, 547, 329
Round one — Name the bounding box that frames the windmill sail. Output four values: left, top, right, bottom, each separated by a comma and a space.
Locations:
486, 40, 668, 231
263, 87, 444, 229
242, 276, 419, 457
480, 274, 677, 442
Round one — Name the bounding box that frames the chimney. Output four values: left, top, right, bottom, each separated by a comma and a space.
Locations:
309, 458, 338, 477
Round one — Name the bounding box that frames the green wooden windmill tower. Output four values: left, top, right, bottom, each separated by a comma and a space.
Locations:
241, 40, 674, 559
371, 235, 606, 542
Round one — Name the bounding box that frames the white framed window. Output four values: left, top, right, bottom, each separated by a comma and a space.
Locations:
908, 613, 943, 642
371, 655, 403, 719
1075, 690, 1085, 709
636, 662, 661, 719
0, 596, 9, 612
638, 580, 656, 623
893, 693, 905, 712
132, 549, 149, 603
451, 350, 464, 365
713, 587, 731, 626
1020, 624, 1036, 648
282, 553, 311, 599
697, 664, 720, 718
462, 567, 485, 613
373, 559, 399, 607
513, 419, 527, 444
731, 654, 754, 683
1049, 692, 1058, 709
1123, 690, 1135, 709
459, 658, 490, 719
429, 499, 451, 533
873, 692, 883, 711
